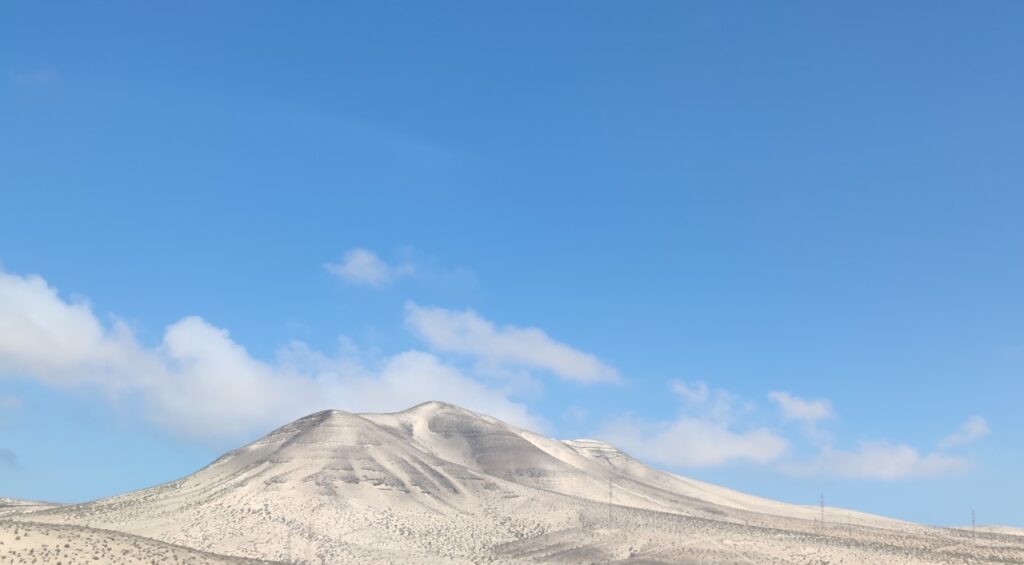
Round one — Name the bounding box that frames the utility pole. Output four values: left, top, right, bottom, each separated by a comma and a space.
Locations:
972, 509, 976, 545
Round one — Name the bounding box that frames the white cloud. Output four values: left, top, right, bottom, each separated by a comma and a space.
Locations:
785, 442, 969, 480
405, 302, 618, 383
768, 391, 833, 424
603, 382, 975, 478
324, 248, 412, 288
602, 414, 787, 467
276, 343, 540, 432
940, 416, 990, 448
0, 269, 539, 442
0, 271, 154, 385
768, 394, 977, 479
601, 381, 787, 467
0, 266, 985, 484
670, 381, 709, 404
668, 380, 744, 422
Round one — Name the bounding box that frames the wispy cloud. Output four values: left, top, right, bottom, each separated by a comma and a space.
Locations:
601, 381, 787, 467
602, 381, 982, 479
324, 248, 413, 288
784, 442, 969, 480
775, 400, 981, 479
671, 381, 709, 404
940, 416, 990, 448
603, 415, 787, 468
768, 391, 833, 424
405, 302, 618, 383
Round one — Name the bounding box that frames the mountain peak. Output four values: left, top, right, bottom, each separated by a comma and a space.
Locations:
398, 400, 472, 414
269, 408, 360, 433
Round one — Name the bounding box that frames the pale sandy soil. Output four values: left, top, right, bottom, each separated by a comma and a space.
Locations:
963, 525, 1024, 537
5, 402, 1024, 564
0, 498, 59, 518
0, 520, 270, 564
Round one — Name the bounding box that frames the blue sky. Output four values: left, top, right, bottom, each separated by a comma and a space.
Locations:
1, 2, 1022, 526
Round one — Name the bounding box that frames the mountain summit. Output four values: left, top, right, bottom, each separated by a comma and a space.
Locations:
8, 402, 1021, 564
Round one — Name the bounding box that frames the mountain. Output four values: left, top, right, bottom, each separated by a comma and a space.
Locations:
4, 401, 1023, 564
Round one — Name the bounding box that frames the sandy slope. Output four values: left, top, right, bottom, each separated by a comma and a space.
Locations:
0, 498, 60, 518
968, 525, 1024, 537
7, 401, 1024, 564
0, 520, 269, 564
559, 438, 902, 527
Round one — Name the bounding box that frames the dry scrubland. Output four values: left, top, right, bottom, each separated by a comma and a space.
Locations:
3, 402, 1023, 564
0, 521, 269, 564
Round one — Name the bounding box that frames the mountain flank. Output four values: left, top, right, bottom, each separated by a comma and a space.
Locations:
4, 401, 1022, 564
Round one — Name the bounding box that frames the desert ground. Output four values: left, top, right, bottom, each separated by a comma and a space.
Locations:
3, 402, 1023, 564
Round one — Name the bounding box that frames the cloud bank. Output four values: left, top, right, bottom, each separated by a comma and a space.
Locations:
0, 270, 539, 442
603, 415, 788, 468
0, 268, 989, 480
785, 442, 969, 480
767, 392, 981, 479
601, 382, 983, 479
601, 381, 787, 467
